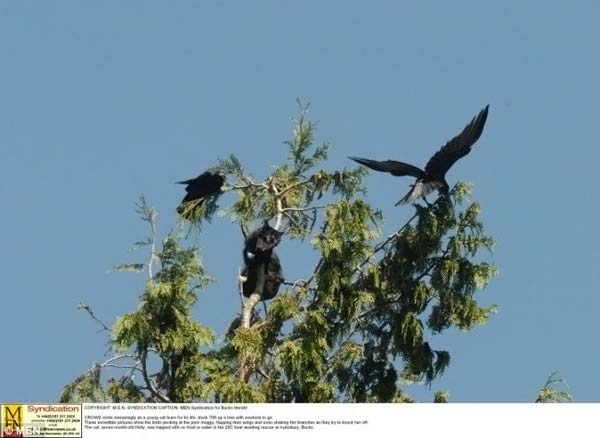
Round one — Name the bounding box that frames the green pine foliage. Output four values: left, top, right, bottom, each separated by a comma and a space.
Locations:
61, 103, 498, 403
535, 373, 573, 403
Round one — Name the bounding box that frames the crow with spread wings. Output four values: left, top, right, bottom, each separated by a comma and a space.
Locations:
349, 105, 489, 205
176, 170, 226, 219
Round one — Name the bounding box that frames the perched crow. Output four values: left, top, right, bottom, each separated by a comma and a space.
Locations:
176, 170, 226, 219
349, 105, 489, 205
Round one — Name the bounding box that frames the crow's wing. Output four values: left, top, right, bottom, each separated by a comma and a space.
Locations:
395, 180, 445, 205
424, 105, 489, 179
349, 156, 425, 178
177, 171, 224, 191
177, 171, 225, 200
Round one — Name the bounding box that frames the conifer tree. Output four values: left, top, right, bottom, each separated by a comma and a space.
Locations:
61, 104, 497, 403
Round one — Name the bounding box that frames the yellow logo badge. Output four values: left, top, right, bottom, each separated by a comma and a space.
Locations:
2, 404, 24, 437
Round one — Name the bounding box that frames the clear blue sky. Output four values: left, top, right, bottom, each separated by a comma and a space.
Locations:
1, 1, 598, 402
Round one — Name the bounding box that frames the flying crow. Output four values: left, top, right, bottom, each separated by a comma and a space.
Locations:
176, 170, 226, 219
349, 105, 489, 205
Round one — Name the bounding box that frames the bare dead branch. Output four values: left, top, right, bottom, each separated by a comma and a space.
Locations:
238, 267, 246, 308
78, 304, 112, 333
278, 177, 313, 197
281, 205, 326, 213
140, 347, 170, 402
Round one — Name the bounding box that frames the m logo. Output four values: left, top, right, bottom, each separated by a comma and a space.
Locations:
1, 404, 23, 438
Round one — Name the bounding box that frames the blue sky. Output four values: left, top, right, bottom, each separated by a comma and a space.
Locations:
1, 1, 599, 402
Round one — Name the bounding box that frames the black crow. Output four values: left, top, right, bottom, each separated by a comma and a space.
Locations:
176, 170, 226, 219
350, 105, 489, 205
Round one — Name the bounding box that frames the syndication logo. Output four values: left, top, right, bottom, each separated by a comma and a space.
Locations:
1, 404, 42, 438
2, 404, 22, 438
1, 404, 82, 438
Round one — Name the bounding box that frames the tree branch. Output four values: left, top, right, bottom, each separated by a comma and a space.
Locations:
229, 175, 269, 192
148, 214, 157, 280
103, 363, 143, 373
270, 182, 284, 231
135, 195, 158, 279
281, 205, 326, 213
352, 211, 419, 278
278, 177, 313, 197
238, 267, 246, 308
84, 354, 135, 376
78, 304, 112, 333
241, 262, 266, 329
140, 347, 170, 402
